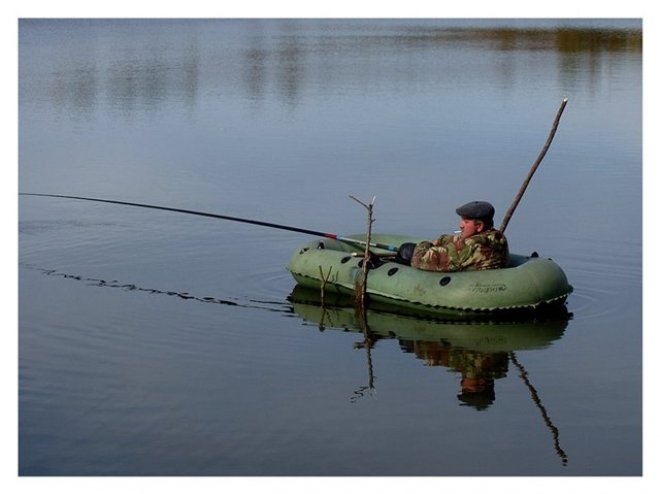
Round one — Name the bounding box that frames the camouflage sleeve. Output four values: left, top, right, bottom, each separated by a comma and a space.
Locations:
474, 230, 509, 270
411, 231, 509, 272
411, 234, 471, 272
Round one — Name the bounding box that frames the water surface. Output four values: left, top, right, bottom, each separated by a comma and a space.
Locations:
18, 19, 642, 477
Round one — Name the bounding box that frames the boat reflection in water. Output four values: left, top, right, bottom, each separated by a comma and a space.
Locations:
288, 285, 571, 465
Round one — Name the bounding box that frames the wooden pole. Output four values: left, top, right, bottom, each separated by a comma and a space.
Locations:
499, 98, 568, 234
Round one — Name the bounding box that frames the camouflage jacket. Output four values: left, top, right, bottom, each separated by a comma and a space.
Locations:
411, 229, 509, 272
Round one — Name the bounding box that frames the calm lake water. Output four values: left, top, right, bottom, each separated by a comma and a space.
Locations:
18, 19, 643, 479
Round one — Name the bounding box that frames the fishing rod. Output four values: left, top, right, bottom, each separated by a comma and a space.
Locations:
19, 192, 400, 252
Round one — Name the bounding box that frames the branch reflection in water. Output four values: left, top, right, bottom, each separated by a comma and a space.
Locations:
289, 285, 571, 466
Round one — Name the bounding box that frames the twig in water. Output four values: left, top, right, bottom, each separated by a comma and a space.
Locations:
318, 265, 332, 306
349, 195, 376, 308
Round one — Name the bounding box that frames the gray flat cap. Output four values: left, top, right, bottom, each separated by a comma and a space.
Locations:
456, 201, 495, 221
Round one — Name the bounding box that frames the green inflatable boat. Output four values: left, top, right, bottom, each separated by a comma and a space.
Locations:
287, 234, 573, 317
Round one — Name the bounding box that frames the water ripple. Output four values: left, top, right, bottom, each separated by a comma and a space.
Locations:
20, 262, 292, 314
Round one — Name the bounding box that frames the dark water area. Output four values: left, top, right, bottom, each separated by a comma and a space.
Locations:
17, 18, 643, 482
